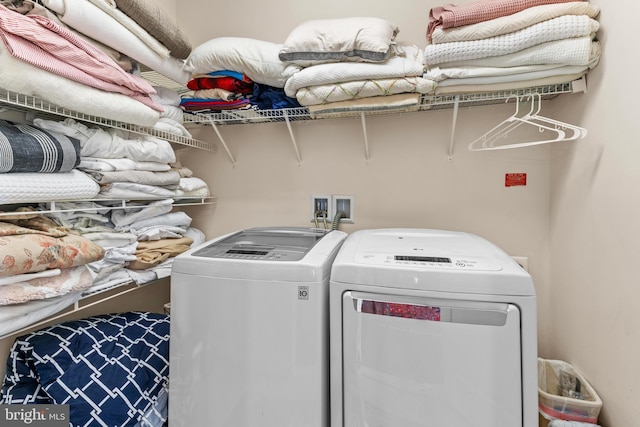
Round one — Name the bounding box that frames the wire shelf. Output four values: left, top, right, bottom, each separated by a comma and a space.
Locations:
0, 197, 216, 218
0, 89, 216, 152
183, 81, 581, 126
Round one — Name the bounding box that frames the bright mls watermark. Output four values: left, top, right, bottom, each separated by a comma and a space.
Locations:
1, 405, 68, 426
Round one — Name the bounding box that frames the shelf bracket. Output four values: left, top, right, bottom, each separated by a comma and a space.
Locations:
208, 118, 237, 166
448, 95, 460, 161
361, 112, 370, 161
283, 110, 302, 165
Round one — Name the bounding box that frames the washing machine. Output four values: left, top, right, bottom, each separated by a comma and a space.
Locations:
169, 226, 347, 427
329, 228, 537, 427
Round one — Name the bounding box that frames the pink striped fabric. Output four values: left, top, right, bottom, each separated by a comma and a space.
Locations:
427, 0, 586, 40
0, 5, 162, 112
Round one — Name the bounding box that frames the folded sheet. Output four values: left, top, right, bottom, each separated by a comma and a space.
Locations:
430, 2, 599, 44
434, 38, 600, 69
284, 45, 425, 97
0, 33, 159, 126
0, 120, 80, 173
41, 0, 190, 83
427, 0, 583, 39
424, 15, 599, 66
0, 170, 100, 203
296, 77, 436, 106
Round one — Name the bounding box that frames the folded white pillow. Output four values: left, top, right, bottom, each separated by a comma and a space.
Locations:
279, 17, 399, 66
183, 37, 300, 88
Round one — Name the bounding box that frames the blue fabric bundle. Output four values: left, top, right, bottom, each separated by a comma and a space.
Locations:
0, 120, 80, 173
1, 312, 170, 427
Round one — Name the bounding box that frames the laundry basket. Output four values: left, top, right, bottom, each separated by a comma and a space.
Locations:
538, 358, 602, 426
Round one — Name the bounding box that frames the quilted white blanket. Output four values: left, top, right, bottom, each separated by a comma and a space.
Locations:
284, 45, 425, 97
0, 170, 100, 204
296, 77, 436, 106
434, 38, 600, 69
424, 15, 599, 66
430, 2, 600, 44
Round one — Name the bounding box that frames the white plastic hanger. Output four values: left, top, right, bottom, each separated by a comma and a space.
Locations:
521, 93, 587, 140
468, 93, 586, 151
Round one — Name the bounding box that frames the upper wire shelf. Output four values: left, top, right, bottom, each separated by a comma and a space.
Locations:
183, 80, 581, 126
0, 196, 216, 218
0, 89, 216, 152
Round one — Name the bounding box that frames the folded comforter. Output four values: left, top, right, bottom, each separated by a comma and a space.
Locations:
40, 0, 190, 83
0, 34, 160, 126
433, 64, 588, 87
0, 5, 161, 111
427, 0, 585, 40
430, 2, 599, 44
0, 120, 80, 173
33, 118, 176, 163
434, 37, 600, 68
296, 77, 436, 106
112, 0, 191, 59
0, 170, 100, 203
0, 265, 94, 305
424, 15, 599, 66
284, 45, 425, 97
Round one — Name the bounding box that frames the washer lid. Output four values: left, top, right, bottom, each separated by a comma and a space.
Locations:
354, 228, 501, 271
331, 228, 535, 296
191, 227, 331, 261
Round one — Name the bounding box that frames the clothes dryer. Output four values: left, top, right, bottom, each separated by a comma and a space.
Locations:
169, 227, 347, 427
329, 228, 537, 427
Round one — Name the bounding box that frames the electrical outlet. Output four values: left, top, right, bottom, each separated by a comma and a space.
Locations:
332, 195, 355, 224
511, 256, 529, 272
310, 194, 332, 224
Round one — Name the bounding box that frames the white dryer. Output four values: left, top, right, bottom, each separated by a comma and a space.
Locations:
329, 228, 537, 427
169, 227, 347, 427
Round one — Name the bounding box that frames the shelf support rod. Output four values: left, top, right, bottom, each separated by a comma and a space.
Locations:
283, 110, 302, 165
208, 118, 236, 166
448, 95, 460, 161
361, 112, 370, 161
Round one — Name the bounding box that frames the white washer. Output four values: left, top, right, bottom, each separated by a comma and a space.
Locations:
169, 227, 347, 427
329, 228, 537, 427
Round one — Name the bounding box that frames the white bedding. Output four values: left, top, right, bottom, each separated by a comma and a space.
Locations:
86, 0, 171, 58
434, 65, 588, 87
0, 39, 159, 127
41, 0, 190, 84
33, 118, 177, 163
424, 15, 599, 66
0, 265, 94, 305
284, 45, 425, 97
79, 158, 171, 172
430, 2, 600, 44
433, 73, 587, 95
435, 38, 600, 69
0, 292, 81, 337
0, 170, 100, 204
296, 77, 436, 106
425, 63, 584, 82
307, 93, 421, 118
98, 182, 184, 199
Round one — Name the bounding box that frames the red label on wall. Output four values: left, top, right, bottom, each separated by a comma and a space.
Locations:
505, 173, 527, 187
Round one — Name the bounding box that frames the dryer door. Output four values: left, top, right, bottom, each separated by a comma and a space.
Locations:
341, 291, 522, 427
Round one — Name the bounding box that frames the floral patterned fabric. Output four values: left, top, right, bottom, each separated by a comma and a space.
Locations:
0, 221, 105, 278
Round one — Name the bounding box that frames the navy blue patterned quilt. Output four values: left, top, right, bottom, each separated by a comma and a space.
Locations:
1, 312, 170, 427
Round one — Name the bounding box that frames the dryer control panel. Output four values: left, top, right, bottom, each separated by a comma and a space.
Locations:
356, 253, 501, 270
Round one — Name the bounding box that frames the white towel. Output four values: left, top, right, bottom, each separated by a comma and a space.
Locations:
548, 421, 601, 427
424, 15, 599, 66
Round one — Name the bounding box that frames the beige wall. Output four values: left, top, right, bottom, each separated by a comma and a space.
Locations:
174, 1, 629, 426
547, 1, 640, 426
